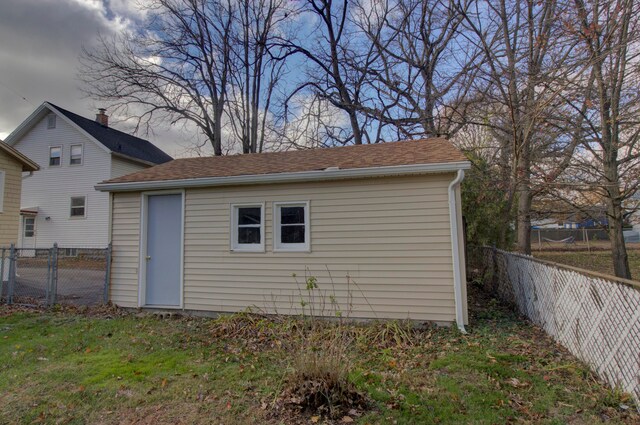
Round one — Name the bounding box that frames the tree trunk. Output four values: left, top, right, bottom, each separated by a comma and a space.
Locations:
516, 186, 532, 254
607, 194, 631, 279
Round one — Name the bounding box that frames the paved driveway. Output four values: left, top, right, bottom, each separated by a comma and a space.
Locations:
3, 267, 105, 306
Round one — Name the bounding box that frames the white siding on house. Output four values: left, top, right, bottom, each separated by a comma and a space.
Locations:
111, 156, 147, 179
13, 115, 112, 248
110, 173, 461, 322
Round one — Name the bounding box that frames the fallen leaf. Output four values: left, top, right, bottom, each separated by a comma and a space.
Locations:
341, 416, 354, 423
311, 416, 320, 423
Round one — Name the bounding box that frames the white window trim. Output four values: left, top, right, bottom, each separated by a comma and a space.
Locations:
0, 170, 5, 213
70, 196, 87, 219
69, 144, 83, 166
49, 145, 62, 167
273, 201, 310, 253
230, 203, 265, 252
47, 114, 56, 129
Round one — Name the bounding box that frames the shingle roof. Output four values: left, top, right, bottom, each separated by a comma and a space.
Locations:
102, 137, 467, 185
0, 140, 39, 172
49, 103, 173, 165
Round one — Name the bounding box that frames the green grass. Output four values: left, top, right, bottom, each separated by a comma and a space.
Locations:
535, 249, 640, 279
0, 291, 637, 424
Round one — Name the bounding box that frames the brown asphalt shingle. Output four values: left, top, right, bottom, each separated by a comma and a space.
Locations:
102, 137, 466, 185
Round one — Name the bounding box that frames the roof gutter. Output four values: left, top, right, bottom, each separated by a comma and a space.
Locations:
95, 161, 471, 192
448, 169, 467, 334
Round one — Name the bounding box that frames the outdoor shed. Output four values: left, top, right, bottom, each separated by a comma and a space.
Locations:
96, 138, 471, 329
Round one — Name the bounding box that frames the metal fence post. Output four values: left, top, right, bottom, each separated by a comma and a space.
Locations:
104, 243, 112, 304
46, 247, 52, 306
50, 243, 58, 305
7, 244, 16, 305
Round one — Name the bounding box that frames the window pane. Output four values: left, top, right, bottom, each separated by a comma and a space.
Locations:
281, 225, 305, 244
281, 207, 305, 224
49, 147, 61, 166
71, 207, 85, 217
238, 227, 260, 244
24, 218, 35, 237
70, 145, 82, 164
238, 207, 261, 225
71, 197, 85, 207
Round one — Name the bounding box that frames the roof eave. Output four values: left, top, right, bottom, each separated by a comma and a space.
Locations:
0, 142, 40, 171
95, 160, 471, 192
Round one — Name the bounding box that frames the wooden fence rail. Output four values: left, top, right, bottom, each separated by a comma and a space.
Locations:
470, 247, 640, 408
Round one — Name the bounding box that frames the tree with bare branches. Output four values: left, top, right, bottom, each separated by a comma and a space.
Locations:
81, 0, 295, 155
559, 0, 640, 278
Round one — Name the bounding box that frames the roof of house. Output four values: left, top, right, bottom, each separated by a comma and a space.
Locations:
98, 137, 469, 191
48, 103, 173, 165
0, 140, 39, 172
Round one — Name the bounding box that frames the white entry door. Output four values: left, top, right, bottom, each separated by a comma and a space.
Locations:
20, 216, 36, 257
143, 193, 183, 307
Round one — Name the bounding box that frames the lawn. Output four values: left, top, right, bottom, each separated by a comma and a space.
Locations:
534, 249, 640, 280
0, 288, 637, 424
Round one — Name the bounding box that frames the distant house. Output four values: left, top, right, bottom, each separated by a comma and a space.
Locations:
3, 102, 172, 250
0, 140, 39, 246
97, 138, 471, 328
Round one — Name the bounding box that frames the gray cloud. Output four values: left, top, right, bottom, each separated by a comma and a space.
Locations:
0, 0, 182, 157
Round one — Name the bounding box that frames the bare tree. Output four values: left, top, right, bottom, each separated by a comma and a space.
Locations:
226, 0, 294, 153
461, 0, 584, 254
81, 0, 295, 156
560, 0, 640, 278
275, 0, 376, 146
353, 0, 482, 139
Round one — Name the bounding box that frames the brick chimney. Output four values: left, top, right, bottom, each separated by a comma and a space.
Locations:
95, 108, 109, 127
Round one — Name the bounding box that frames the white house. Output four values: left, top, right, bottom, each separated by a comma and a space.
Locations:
4, 102, 172, 250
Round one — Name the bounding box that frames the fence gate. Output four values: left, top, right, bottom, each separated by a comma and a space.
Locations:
0, 243, 111, 307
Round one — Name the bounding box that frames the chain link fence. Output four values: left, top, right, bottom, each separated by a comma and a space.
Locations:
468, 246, 640, 409
0, 243, 111, 307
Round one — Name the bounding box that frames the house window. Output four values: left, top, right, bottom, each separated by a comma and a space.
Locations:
49, 146, 62, 166
70, 144, 83, 165
274, 201, 310, 252
0, 171, 4, 212
231, 204, 264, 252
70, 196, 86, 218
47, 114, 56, 129
24, 217, 35, 237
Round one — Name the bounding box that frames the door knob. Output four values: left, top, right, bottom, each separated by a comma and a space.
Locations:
145, 256, 151, 261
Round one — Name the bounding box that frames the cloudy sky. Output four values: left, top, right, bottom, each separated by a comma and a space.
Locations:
0, 0, 188, 157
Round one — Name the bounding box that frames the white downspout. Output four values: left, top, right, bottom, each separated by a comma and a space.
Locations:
448, 169, 467, 333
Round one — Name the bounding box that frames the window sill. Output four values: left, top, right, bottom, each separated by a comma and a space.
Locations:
230, 246, 265, 253
273, 247, 311, 253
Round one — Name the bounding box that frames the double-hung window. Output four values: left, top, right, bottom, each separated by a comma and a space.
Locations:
274, 201, 310, 252
231, 204, 264, 252
70, 196, 86, 218
49, 146, 61, 166
70, 144, 83, 165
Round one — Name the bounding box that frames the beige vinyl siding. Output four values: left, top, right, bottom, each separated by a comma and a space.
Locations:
109, 173, 460, 322
0, 150, 25, 246
109, 192, 140, 307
